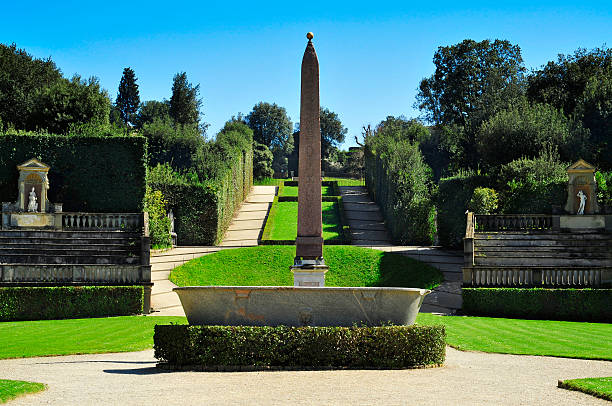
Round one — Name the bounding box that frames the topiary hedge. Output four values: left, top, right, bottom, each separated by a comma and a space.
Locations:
154, 324, 445, 370
0, 286, 144, 321
0, 134, 147, 212
437, 172, 490, 248
462, 288, 612, 322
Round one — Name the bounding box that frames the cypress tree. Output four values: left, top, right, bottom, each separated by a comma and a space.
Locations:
116, 67, 140, 127
169, 72, 201, 127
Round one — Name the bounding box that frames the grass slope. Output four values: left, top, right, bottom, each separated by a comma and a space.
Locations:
324, 177, 364, 186
266, 201, 342, 240
170, 245, 443, 289
0, 316, 186, 360
417, 313, 612, 360
559, 377, 612, 401
280, 186, 333, 197
0, 380, 46, 404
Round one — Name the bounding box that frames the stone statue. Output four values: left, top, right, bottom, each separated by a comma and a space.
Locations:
27, 187, 38, 212
577, 190, 587, 215
168, 210, 175, 234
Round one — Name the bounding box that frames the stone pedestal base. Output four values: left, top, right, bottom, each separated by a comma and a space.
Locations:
291, 262, 329, 287
560, 215, 607, 230
9, 212, 59, 229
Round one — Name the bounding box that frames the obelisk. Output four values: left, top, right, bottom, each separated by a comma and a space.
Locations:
291, 32, 328, 286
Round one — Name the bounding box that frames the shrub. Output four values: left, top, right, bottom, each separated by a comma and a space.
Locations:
154, 324, 445, 369
596, 171, 612, 210
365, 128, 435, 245
144, 187, 171, 248
462, 288, 612, 322
0, 286, 144, 321
0, 133, 147, 212
497, 151, 567, 214
437, 171, 490, 248
468, 187, 498, 214
253, 142, 274, 180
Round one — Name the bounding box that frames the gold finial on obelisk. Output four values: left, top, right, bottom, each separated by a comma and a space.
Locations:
306, 32, 314, 41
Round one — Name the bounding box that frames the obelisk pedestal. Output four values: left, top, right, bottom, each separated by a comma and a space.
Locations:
291, 32, 328, 287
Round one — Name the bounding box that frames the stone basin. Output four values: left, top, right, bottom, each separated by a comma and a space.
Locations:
174, 286, 430, 327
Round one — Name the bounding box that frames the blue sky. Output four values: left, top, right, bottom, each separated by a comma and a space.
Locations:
1, 1, 610, 148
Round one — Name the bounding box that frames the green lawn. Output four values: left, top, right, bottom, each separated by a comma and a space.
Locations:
0, 380, 46, 404
266, 201, 342, 240
280, 185, 333, 197
559, 377, 612, 401
416, 313, 612, 360
253, 177, 287, 186
324, 177, 364, 186
0, 316, 186, 359
170, 245, 443, 289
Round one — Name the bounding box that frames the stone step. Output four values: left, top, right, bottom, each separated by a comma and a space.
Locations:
0, 248, 138, 256
151, 270, 171, 281
348, 220, 387, 231
233, 211, 269, 221
0, 254, 141, 265
345, 211, 384, 222
474, 256, 611, 267
219, 240, 258, 247
475, 239, 611, 247
0, 237, 140, 245
341, 194, 371, 203
227, 219, 265, 231
343, 202, 381, 212
352, 240, 394, 247
476, 250, 612, 259
475, 233, 612, 240
350, 230, 391, 241
476, 245, 612, 253
237, 203, 271, 212
0, 230, 141, 238
0, 242, 139, 250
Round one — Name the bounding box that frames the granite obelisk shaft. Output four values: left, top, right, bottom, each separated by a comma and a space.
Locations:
295, 38, 323, 260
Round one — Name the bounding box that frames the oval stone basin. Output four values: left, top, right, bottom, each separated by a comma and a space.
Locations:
174, 286, 430, 327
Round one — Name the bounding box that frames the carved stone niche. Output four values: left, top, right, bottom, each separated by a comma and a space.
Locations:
564, 159, 600, 215
2, 158, 62, 229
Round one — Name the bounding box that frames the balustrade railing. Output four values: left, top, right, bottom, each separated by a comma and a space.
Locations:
474, 214, 553, 232
61, 213, 143, 231
463, 266, 608, 288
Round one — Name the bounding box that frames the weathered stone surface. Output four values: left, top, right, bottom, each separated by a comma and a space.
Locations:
295, 36, 323, 260
175, 286, 430, 327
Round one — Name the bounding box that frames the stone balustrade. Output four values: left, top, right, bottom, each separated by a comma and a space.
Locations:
474, 214, 553, 232
61, 213, 143, 231
463, 266, 610, 288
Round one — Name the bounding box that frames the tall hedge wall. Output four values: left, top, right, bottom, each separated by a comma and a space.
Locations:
0, 134, 147, 212
364, 140, 435, 245
437, 172, 491, 248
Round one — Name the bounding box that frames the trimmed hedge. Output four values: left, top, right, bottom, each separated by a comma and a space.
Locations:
0, 134, 147, 212
462, 288, 612, 322
437, 172, 490, 248
0, 286, 144, 321
154, 324, 445, 370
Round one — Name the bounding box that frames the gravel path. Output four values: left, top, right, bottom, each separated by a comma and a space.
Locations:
2, 347, 610, 405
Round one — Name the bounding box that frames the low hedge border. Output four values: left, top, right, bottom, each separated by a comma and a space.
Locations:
0, 286, 144, 321
278, 196, 340, 202
154, 324, 445, 370
462, 288, 612, 322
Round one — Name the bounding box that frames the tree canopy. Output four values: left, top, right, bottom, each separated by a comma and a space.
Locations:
245, 102, 293, 173
169, 72, 202, 129
115, 67, 140, 127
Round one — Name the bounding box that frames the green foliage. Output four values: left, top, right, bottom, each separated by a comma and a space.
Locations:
253, 142, 274, 179
0, 134, 147, 212
0, 380, 46, 403
144, 187, 171, 247
0, 43, 62, 130
169, 72, 202, 129
559, 377, 612, 402
416, 313, 612, 360
246, 102, 293, 174
0, 286, 144, 321
154, 324, 446, 369
462, 288, 612, 322
527, 47, 612, 168
0, 316, 186, 359
437, 171, 490, 248
170, 245, 443, 290
365, 123, 435, 245
115, 67, 140, 127
497, 151, 568, 213
141, 117, 203, 171
135, 100, 170, 129
319, 107, 347, 159
468, 187, 498, 214
477, 100, 589, 168
596, 171, 612, 209
149, 122, 253, 245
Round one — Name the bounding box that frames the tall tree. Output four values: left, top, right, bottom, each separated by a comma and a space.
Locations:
115, 67, 140, 127
417, 39, 526, 130
169, 72, 201, 128
320, 107, 347, 159
245, 102, 293, 173
134, 100, 170, 129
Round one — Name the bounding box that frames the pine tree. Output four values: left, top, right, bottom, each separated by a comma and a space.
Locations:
169, 72, 201, 127
115, 67, 140, 127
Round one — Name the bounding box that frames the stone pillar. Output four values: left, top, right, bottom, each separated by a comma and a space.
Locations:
291, 33, 328, 286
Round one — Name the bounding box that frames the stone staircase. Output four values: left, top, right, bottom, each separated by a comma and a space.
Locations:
339, 186, 392, 246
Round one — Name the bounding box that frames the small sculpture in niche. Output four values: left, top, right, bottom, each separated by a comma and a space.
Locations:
27, 187, 38, 212
577, 190, 587, 215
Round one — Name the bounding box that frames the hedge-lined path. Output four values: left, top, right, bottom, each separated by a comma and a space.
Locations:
339, 186, 393, 245
220, 185, 277, 246
3, 348, 609, 405
150, 247, 225, 316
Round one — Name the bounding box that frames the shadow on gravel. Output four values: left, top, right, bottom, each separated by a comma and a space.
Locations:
104, 367, 173, 375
